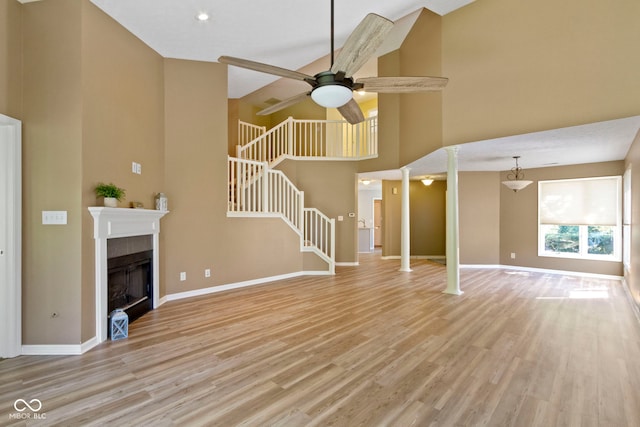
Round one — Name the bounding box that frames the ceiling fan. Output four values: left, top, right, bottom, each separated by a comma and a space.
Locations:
218, 0, 448, 124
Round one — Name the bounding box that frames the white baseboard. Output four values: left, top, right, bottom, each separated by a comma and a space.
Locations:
380, 255, 446, 261
22, 344, 83, 356
166, 271, 309, 302
336, 262, 359, 266
621, 278, 640, 323
461, 263, 623, 280
303, 270, 335, 275
22, 336, 99, 356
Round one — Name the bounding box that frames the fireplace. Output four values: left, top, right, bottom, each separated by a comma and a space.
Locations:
89, 207, 168, 343
108, 249, 153, 324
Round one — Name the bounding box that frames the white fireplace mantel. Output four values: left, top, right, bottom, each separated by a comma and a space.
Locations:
89, 207, 168, 343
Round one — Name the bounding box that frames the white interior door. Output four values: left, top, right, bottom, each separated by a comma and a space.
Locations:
0, 115, 22, 358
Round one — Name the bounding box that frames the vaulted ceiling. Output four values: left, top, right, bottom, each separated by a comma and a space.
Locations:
21, 0, 639, 177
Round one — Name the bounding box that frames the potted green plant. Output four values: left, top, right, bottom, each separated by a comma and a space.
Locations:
95, 182, 126, 208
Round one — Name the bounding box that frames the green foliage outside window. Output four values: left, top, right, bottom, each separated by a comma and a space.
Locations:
587, 226, 614, 255
544, 225, 614, 256
545, 225, 579, 253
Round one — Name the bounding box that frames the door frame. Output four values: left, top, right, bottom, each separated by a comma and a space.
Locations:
0, 114, 22, 358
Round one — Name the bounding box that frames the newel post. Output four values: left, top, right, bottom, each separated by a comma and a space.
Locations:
287, 117, 294, 156
262, 162, 270, 213
299, 191, 305, 234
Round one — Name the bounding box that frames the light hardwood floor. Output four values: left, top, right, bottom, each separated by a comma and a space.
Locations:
2, 254, 640, 426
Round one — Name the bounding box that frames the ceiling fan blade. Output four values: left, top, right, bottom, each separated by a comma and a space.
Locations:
338, 99, 365, 124
218, 56, 314, 82
257, 92, 310, 116
331, 14, 394, 78
357, 76, 449, 93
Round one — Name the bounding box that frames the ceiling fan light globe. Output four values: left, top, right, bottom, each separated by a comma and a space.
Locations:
311, 85, 353, 108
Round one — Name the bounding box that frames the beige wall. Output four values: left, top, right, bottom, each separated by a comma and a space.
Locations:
21, 0, 83, 344
500, 161, 624, 276
0, 0, 22, 118
624, 131, 640, 310
15, 0, 312, 346
398, 9, 443, 166
163, 59, 305, 293
278, 160, 358, 263
80, 0, 165, 341
381, 180, 446, 257
9, 0, 640, 346
442, 0, 640, 146
459, 172, 500, 265
359, 9, 443, 173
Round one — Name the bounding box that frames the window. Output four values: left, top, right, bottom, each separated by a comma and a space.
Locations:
538, 176, 621, 261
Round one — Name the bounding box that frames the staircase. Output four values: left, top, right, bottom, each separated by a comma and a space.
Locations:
237, 116, 378, 166
228, 116, 378, 274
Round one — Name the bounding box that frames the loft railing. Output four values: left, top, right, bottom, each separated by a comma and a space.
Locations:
236, 116, 378, 166
238, 121, 266, 147
227, 156, 335, 272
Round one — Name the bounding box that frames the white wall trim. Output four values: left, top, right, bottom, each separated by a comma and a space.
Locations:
461, 264, 623, 280
621, 278, 640, 324
165, 271, 309, 302
336, 262, 359, 266
22, 344, 84, 356
0, 115, 21, 358
22, 336, 98, 355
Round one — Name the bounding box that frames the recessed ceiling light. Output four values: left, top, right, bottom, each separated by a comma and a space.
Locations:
196, 12, 209, 22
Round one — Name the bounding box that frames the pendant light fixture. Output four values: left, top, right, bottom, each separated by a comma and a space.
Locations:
502, 156, 533, 192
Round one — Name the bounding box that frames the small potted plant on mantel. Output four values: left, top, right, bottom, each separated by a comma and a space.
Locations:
94, 182, 126, 208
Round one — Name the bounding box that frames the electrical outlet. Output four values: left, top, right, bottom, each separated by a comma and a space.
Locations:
205, 269, 211, 278
511, 252, 516, 259
180, 272, 186, 281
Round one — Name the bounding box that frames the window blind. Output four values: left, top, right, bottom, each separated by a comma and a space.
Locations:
539, 176, 621, 226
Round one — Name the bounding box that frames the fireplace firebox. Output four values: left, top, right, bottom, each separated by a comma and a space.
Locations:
107, 249, 153, 325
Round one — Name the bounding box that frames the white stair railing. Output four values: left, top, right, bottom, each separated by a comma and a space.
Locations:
237, 116, 378, 166
228, 156, 335, 272
266, 169, 303, 232
303, 208, 336, 274
238, 121, 266, 147
227, 157, 266, 213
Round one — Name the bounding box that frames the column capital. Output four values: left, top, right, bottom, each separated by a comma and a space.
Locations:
444, 145, 459, 153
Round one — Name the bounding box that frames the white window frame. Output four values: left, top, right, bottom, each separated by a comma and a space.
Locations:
538, 176, 622, 262
623, 167, 631, 270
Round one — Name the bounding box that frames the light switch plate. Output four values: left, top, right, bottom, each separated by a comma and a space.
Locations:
42, 211, 67, 225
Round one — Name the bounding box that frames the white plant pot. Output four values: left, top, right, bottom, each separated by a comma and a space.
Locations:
103, 197, 118, 208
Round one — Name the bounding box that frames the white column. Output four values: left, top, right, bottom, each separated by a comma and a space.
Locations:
444, 146, 462, 295
399, 166, 412, 272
